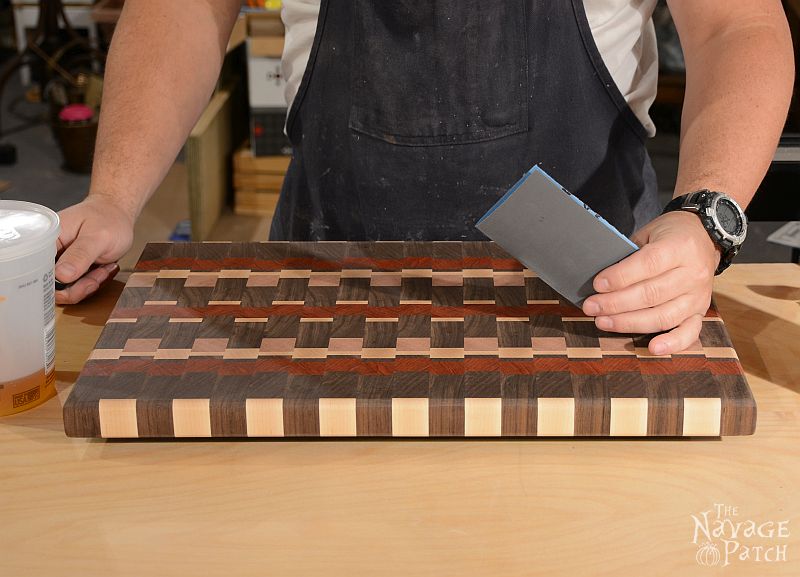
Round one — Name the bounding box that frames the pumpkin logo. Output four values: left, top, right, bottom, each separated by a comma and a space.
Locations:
696, 541, 721, 567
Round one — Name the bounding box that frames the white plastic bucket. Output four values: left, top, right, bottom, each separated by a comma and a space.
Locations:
0, 201, 60, 416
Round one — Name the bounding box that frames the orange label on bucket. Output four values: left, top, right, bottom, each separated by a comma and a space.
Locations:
0, 368, 57, 417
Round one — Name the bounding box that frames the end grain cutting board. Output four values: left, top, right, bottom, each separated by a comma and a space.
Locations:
63, 242, 756, 438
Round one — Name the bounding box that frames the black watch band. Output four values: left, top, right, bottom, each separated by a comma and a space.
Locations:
662, 191, 745, 276
663, 191, 702, 214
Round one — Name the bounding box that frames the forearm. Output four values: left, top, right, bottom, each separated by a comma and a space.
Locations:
89, 0, 240, 219
673, 5, 794, 207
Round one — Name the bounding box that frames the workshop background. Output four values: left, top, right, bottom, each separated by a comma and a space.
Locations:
0, 0, 798, 267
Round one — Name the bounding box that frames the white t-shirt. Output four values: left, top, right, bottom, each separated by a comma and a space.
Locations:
281, 0, 659, 136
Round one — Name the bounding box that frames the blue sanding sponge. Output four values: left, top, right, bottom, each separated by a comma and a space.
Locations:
476, 166, 638, 306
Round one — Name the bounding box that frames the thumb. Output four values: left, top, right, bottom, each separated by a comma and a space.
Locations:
629, 226, 651, 249
55, 235, 105, 284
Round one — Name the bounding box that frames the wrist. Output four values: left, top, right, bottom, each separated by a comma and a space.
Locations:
662, 190, 747, 275
86, 190, 140, 226
670, 210, 720, 252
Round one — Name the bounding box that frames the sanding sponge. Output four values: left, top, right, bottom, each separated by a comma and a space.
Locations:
476, 166, 638, 306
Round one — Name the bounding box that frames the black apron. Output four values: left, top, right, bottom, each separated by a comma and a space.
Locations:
270, 0, 660, 241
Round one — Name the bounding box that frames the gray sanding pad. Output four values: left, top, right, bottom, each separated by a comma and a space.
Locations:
476, 166, 638, 306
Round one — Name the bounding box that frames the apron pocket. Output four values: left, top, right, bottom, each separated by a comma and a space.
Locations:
349, 0, 529, 146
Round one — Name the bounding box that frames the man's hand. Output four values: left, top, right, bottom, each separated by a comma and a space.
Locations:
50, 0, 241, 305
585, 0, 793, 354
55, 195, 135, 304
581, 211, 720, 355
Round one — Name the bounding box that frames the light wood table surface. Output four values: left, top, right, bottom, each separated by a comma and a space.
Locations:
1, 264, 798, 576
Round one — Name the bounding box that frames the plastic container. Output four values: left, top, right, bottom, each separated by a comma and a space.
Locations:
0, 201, 60, 416
52, 104, 98, 174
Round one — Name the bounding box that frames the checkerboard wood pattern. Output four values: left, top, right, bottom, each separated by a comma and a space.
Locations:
63, 242, 756, 438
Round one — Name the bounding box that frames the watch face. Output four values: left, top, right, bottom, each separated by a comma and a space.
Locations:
716, 199, 742, 235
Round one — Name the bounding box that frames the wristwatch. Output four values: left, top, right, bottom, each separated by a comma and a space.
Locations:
662, 190, 747, 275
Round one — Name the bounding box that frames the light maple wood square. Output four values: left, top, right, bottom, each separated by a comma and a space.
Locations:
246, 398, 284, 437
123, 338, 162, 353
566, 347, 603, 359
246, 273, 280, 287
184, 273, 220, 287
370, 273, 402, 286
392, 398, 429, 437
318, 398, 357, 437
153, 348, 191, 360
191, 338, 229, 354
328, 338, 363, 355
361, 348, 397, 359
432, 272, 463, 286
464, 398, 502, 436
172, 399, 212, 437
98, 399, 139, 438
126, 272, 158, 287
396, 337, 431, 354
89, 348, 123, 360
291, 348, 329, 359
532, 337, 567, 354
702, 347, 739, 359
308, 273, 341, 287
219, 269, 250, 278
157, 269, 191, 279
464, 337, 498, 354
222, 348, 261, 359
537, 398, 575, 436
493, 273, 525, 286
430, 348, 465, 359
599, 337, 635, 354
683, 398, 722, 436
610, 398, 648, 436
259, 338, 296, 355
499, 347, 534, 359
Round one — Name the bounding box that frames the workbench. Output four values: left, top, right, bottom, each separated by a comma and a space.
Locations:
1, 264, 798, 576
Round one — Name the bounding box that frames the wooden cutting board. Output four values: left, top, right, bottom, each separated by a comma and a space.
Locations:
63, 242, 756, 438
